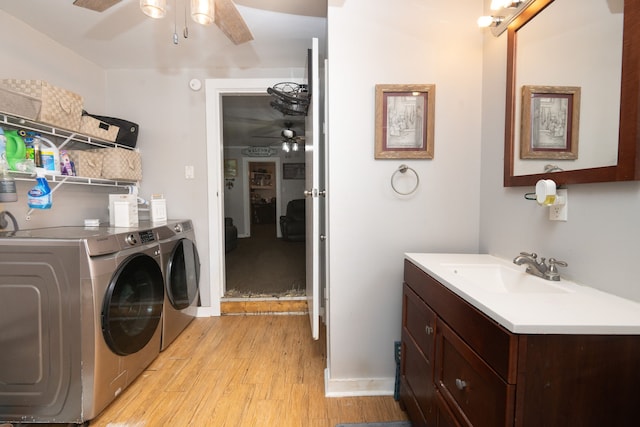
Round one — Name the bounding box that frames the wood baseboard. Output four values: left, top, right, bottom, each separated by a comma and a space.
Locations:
221, 297, 308, 315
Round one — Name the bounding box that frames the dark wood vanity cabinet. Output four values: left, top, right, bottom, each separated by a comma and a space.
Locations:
400, 259, 640, 427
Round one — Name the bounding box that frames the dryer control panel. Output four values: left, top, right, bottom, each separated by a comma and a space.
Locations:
123, 230, 156, 247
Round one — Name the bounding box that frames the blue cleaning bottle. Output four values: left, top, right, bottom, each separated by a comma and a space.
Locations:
27, 171, 52, 209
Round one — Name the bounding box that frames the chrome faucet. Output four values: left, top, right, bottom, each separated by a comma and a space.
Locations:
513, 252, 568, 281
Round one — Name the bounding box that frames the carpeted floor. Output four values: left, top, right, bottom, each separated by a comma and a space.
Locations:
224, 222, 306, 297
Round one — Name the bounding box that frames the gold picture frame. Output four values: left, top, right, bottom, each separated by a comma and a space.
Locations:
375, 84, 435, 159
521, 85, 581, 160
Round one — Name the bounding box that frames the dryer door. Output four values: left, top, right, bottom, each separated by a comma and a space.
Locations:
166, 239, 200, 310
102, 253, 164, 356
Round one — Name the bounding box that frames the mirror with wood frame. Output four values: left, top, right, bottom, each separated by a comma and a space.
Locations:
503, 0, 640, 187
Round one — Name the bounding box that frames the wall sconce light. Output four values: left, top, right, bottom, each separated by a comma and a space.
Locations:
478, 0, 533, 37
140, 0, 167, 19
477, 15, 504, 28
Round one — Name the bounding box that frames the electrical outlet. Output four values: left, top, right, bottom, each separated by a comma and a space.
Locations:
549, 189, 568, 221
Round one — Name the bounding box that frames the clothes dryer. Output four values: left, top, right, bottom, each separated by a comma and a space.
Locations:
157, 220, 200, 351
0, 225, 164, 424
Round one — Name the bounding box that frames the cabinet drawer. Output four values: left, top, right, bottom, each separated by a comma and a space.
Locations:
402, 283, 436, 361
435, 320, 515, 427
402, 330, 436, 426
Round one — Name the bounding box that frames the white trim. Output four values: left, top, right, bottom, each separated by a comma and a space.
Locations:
324, 369, 395, 397
204, 78, 302, 318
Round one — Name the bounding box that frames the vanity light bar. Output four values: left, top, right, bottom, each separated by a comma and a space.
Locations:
479, 0, 535, 36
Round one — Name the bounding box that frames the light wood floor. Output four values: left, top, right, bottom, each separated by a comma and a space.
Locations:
90, 315, 408, 427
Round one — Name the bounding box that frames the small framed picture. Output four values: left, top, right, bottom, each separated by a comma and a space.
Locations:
375, 84, 435, 159
224, 159, 237, 178
521, 85, 581, 160
283, 163, 305, 179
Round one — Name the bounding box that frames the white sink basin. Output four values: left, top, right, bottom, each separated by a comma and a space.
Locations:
404, 253, 640, 334
443, 263, 571, 294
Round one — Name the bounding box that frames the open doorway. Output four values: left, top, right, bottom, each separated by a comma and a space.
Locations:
221, 95, 307, 300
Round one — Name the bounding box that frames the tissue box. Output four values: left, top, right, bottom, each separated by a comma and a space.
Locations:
0, 79, 83, 131
109, 194, 139, 227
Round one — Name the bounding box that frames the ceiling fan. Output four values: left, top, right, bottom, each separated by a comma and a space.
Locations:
73, 0, 253, 45
253, 121, 305, 141
252, 121, 305, 152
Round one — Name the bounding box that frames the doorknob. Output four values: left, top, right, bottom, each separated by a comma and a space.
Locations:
303, 189, 314, 197
318, 189, 326, 197
320, 234, 326, 241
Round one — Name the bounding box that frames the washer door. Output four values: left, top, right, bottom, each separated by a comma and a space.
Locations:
102, 253, 164, 356
167, 239, 200, 310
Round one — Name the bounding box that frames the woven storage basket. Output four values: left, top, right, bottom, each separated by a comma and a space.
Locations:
0, 79, 83, 131
0, 86, 42, 120
68, 149, 104, 179
79, 115, 119, 142
100, 147, 142, 181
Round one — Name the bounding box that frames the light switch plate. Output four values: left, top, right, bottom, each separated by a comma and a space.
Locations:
185, 165, 195, 179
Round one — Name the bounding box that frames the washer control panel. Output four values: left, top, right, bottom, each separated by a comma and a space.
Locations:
124, 230, 156, 246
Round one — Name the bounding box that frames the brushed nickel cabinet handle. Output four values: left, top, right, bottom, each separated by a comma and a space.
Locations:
425, 325, 434, 335
455, 378, 467, 391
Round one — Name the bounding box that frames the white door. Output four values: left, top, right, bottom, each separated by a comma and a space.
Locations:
305, 38, 323, 340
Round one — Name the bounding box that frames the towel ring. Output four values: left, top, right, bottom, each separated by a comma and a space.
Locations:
391, 164, 420, 195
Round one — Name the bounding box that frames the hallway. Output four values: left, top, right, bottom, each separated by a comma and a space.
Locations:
224, 223, 306, 297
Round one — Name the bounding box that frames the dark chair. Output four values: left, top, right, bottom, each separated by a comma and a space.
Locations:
279, 199, 305, 241
225, 217, 238, 252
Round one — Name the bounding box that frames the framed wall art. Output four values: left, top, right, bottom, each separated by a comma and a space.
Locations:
520, 85, 581, 160
224, 159, 238, 178
375, 84, 435, 159
283, 162, 305, 179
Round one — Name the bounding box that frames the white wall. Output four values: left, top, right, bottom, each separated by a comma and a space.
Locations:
0, 11, 120, 229
479, 9, 640, 303
325, 0, 483, 394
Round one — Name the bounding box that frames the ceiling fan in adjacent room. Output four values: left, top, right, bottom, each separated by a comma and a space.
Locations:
253, 121, 305, 152
73, 0, 254, 45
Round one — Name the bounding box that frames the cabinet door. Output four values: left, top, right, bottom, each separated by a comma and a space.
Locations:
435, 320, 515, 427
401, 283, 437, 426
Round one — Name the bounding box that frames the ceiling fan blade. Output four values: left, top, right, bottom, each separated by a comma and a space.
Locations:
215, 0, 254, 45
73, 0, 122, 12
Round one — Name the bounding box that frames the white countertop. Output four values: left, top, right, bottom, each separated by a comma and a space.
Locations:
405, 253, 640, 334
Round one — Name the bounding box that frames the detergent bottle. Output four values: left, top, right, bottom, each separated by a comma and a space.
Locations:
3, 129, 26, 171
27, 171, 52, 209
35, 136, 60, 175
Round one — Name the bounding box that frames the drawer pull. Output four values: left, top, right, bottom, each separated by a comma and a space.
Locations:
425, 325, 434, 335
455, 378, 468, 391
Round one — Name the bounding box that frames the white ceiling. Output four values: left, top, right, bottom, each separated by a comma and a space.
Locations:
0, 0, 326, 146
0, 0, 327, 70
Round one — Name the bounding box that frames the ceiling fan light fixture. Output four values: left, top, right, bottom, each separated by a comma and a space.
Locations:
282, 141, 291, 153
191, 0, 214, 25
140, 0, 167, 19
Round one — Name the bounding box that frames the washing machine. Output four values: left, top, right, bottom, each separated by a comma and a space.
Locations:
0, 225, 164, 424
156, 219, 200, 351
